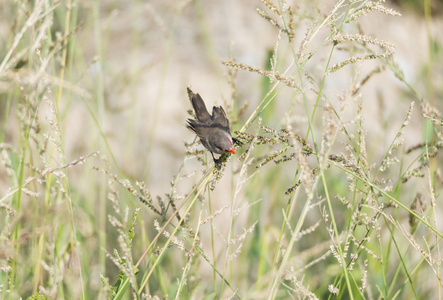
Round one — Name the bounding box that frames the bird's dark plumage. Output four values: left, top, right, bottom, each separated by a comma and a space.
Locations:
186, 88, 236, 168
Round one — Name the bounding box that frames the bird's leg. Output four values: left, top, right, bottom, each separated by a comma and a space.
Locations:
210, 152, 221, 169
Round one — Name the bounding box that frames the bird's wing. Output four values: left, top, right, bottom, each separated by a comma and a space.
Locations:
186, 119, 209, 143
211, 106, 230, 129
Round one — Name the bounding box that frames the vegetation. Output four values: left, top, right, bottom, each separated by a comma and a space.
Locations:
0, 0, 442, 299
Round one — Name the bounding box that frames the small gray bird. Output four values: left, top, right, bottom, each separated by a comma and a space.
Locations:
186, 89, 236, 168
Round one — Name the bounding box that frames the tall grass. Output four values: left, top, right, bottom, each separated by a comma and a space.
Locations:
0, 0, 442, 299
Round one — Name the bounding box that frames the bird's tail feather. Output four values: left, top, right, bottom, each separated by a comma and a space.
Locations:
191, 93, 211, 122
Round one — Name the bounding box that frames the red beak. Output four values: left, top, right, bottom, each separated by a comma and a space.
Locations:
229, 148, 236, 154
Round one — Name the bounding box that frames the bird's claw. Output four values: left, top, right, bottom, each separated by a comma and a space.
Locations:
214, 159, 222, 170
233, 137, 243, 146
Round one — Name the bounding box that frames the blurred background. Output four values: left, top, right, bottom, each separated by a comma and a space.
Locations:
1, 0, 442, 191
1, 0, 443, 298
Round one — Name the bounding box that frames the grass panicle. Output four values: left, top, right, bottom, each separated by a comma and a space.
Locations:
1, 0, 442, 299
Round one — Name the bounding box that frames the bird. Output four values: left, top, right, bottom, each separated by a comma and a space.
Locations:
186, 88, 236, 168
